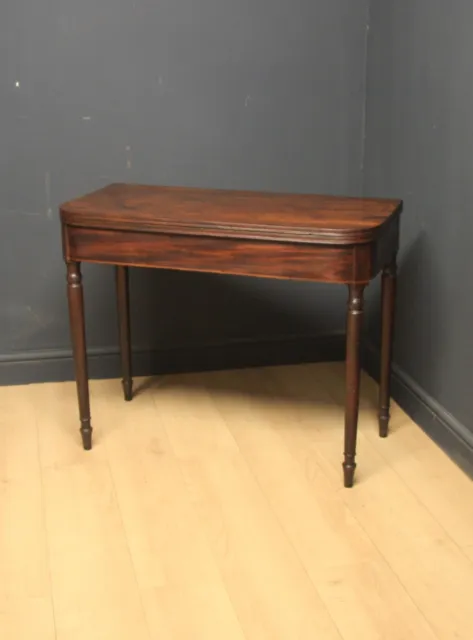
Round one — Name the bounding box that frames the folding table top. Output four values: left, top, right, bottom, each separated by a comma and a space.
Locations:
60, 183, 402, 245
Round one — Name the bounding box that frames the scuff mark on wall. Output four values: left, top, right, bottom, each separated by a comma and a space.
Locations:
45, 171, 53, 219
126, 145, 132, 169
156, 75, 173, 93
244, 94, 252, 107
1, 304, 55, 347
26, 305, 43, 326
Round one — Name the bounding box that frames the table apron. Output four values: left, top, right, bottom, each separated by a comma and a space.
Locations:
64, 225, 382, 284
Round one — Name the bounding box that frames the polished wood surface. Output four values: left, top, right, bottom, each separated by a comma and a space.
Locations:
379, 258, 397, 437
67, 227, 375, 284
3, 365, 473, 639
343, 284, 365, 487
61, 183, 402, 245
116, 266, 133, 402
66, 262, 92, 450
61, 183, 402, 485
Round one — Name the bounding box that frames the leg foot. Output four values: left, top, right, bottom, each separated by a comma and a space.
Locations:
379, 412, 389, 438
342, 458, 356, 488
343, 283, 365, 488
81, 420, 93, 450
378, 257, 397, 437
122, 379, 133, 402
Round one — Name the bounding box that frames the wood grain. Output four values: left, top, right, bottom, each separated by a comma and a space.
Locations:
149, 375, 343, 639
3, 366, 473, 639
207, 368, 438, 640
60, 183, 402, 245
92, 379, 245, 640
0, 385, 55, 639
270, 363, 473, 640
66, 226, 376, 284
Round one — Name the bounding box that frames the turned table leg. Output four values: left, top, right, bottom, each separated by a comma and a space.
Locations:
116, 266, 133, 401
378, 256, 397, 437
343, 283, 365, 487
66, 262, 92, 450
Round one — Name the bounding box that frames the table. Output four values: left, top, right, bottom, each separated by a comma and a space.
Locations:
60, 183, 402, 487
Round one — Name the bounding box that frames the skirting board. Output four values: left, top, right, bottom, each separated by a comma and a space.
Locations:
0, 331, 346, 387
364, 341, 473, 480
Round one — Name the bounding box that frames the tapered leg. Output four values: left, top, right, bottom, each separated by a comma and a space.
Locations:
66, 262, 92, 450
379, 257, 397, 437
116, 266, 133, 401
343, 283, 365, 488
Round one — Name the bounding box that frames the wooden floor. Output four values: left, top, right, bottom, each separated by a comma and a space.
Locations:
1, 363, 473, 640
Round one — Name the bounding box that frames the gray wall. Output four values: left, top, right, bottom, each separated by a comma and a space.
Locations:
1, 0, 369, 371
364, 0, 473, 434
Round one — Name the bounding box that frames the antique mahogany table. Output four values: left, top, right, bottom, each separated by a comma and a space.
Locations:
60, 183, 402, 487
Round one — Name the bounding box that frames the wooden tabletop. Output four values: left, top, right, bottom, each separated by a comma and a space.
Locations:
60, 183, 402, 245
